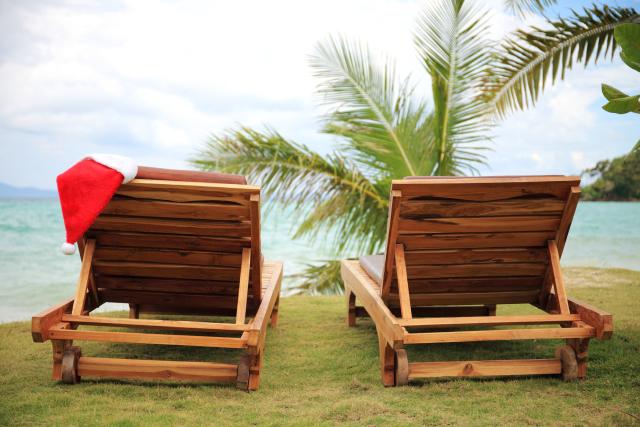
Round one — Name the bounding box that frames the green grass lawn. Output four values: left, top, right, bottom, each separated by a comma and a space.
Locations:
1, 267, 639, 426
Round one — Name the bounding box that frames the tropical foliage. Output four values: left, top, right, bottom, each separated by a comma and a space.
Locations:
482, 4, 639, 117
195, 0, 639, 294
582, 142, 640, 201
601, 23, 640, 114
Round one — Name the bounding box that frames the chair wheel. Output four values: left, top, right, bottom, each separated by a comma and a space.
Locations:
555, 345, 578, 382
61, 346, 82, 384
395, 349, 409, 386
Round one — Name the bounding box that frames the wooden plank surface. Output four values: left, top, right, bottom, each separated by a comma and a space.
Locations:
404, 248, 547, 265
397, 276, 543, 294
406, 263, 547, 279
96, 276, 239, 295
78, 357, 237, 382
408, 359, 561, 378
387, 290, 539, 306
92, 216, 251, 238
400, 198, 565, 218
61, 314, 248, 332
398, 231, 555, 250
404, 325, 595, 344
399, 216, 560, 234
94, 232, 250, 252
103, 199, 250, 221
49, 325, 247, 348
399, 314, 580, 328
93, 261, 241, 281
94, 247, 242, 267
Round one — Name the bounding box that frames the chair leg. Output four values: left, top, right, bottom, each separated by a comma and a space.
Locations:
270, 297, 280, 328
485, 304, 497, 316
347, 289, 357, 327
129, 304, 139, 319
51, 339, 72, 380
237, 352, 263, 392
376, 328, 396, 386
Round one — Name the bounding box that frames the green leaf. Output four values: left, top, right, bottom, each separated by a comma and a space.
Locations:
602, 83, 629, 101
483, 5, 639, 118
615, 23, 640, 71
602, 95, 640, 114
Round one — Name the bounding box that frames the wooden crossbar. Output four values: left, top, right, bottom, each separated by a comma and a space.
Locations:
236, 247, 252, 324
394, 244, 412, 320
48, 324, 247, 348
71, 239, 96, 315
78, 356, 238, 382
408, 359, 561, 379
61, 315, 248, 332
399, 314, 581, 328
548, 240, 570, 315
404, 325, 595, 344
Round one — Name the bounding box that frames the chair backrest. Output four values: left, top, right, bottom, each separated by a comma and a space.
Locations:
381, 176, 581, 307
83, 167, 262, 316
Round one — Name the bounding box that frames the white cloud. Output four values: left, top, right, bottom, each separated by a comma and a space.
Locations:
0, 0, 638, 188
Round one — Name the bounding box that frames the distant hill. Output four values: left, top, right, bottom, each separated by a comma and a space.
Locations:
582, 143, 639, 201
0, 182, 56, 199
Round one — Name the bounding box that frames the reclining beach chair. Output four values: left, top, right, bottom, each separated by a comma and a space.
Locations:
32, 167, 282, 391
341, 176, 612, 385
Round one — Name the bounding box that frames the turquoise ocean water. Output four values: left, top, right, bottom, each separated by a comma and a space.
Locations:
0, 200, 638, 322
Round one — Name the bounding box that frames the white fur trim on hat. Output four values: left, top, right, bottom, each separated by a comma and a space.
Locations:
87, 154, 138, 183
60, 242, 76, 255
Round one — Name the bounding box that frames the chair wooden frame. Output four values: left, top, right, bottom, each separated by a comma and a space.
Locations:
32, 178, 282, 391
342, 177, 613, 385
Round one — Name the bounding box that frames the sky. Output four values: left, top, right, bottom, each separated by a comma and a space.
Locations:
0, 0, 638, 189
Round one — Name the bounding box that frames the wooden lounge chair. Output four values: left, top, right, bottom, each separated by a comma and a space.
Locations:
32, 167, 282, 391
341, 176, 612, 385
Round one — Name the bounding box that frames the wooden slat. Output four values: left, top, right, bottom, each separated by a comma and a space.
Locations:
103, 199, 250, 221
72, 239, 96, 315
400, 198, 565, 218
93, 261, 240, 281
247, 261, 283, 353
394, 244, 412, 320
387, 290, 539, 305
96, 276, 239, 295
49, 324, 247, 348
116, 187, 251, 204
98, 289, 246, 310
399, 216, 560, 234
91, 216, 251, 238
62, 314, 248, 332
78, 357, 237, 382
404, 248, 547, 265
392, 177, 579, 199
236, 248, 251, 324
408, 359, 561, 379
94, 232, 250, 253
406, 263, 547, 279
402, 276, 543, 294
404, 325, 595, 344
399, 314, 581, 328
398, 231, 555, 250
122, 179, 260, 194
382, 191, 402, 297
94, 247, 242, 267
32, 298, 74, 342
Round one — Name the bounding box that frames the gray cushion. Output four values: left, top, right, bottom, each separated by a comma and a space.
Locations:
359, 254, 384, 286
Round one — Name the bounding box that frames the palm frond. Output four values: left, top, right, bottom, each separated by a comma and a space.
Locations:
504, 0, 556, 18
192, 126, 388, 254
311, 36, 435, 178
483, 4, 639, 118
290, 260, 343, 295
415, 0, 493, 176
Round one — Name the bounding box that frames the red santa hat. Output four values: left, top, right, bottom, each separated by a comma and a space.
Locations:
57, 154, 138, 255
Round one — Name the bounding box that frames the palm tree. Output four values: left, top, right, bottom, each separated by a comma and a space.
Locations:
193, 0, 492, 293
194, 0, 638, 294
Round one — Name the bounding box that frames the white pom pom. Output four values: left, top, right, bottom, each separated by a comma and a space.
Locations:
61, 242, 76, 255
